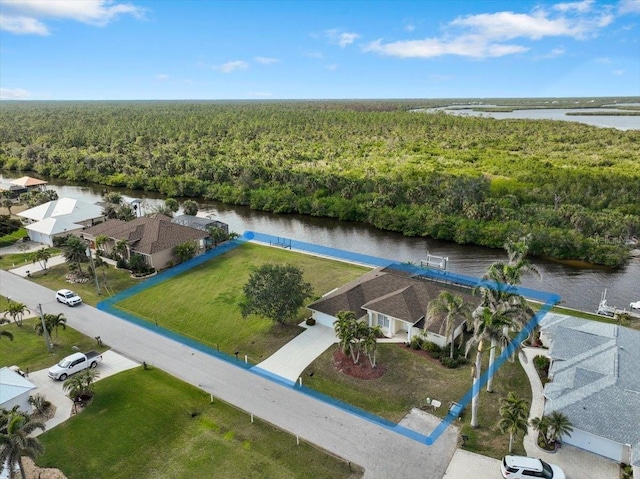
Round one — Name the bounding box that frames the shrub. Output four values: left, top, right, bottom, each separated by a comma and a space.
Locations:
421, 341, 442, 353
439, 357, 461, 368
305, 317, 316, 326
534, 355, 550, 378
29, 393, 52, 415
410, 336, 424, 350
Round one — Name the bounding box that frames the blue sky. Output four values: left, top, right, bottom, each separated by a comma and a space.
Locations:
1, 0, 639, 100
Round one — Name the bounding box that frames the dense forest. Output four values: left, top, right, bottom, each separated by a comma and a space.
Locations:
1, 99, 639, 267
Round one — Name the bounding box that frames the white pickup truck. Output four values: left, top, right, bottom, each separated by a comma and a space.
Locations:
48, 351, 102, 381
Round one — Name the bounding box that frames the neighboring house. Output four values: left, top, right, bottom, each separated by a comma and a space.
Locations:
18, 197, 105, 245
540, 314, 640, 475
172, 214, 229, 241
0, 181, 27, 199
307, 267, 478, 347
81, 214, 209, 271
0, 367, 36, 412
10, 175, 48, 192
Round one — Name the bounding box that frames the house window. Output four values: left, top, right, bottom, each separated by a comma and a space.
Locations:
377, 314, 389, 328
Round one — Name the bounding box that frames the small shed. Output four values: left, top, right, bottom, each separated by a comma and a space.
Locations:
0, 366, 36, 413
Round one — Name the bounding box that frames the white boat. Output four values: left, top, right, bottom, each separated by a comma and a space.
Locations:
631, 300, 640, 311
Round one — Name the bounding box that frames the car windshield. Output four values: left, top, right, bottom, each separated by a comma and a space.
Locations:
540, 461, 554, 479
57, 359, 71, 368
65, 292, 75, 298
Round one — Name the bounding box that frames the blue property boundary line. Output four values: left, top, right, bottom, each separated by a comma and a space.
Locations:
98, 230, 561, 447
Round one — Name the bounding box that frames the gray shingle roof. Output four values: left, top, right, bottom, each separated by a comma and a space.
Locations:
541, 315, 640, 450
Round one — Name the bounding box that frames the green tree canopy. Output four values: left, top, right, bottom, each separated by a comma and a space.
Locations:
240, 264, 313, 324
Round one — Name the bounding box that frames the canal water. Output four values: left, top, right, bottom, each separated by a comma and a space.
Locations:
5, 175, 639, 312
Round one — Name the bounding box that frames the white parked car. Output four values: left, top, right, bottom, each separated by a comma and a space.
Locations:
501, 455, 565, 479
630, 300, 640, 311
56, 289, 82, 307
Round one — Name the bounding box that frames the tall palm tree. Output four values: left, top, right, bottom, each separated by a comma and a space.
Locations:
0, 412, 45, 479
427, 291, 472, 359
63, 235, 89, 274
499, 392, 530, 453
3, 302, 28, 327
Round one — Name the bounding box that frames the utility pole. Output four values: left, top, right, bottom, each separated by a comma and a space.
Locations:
86, 242, 101, 295
38, 303, 53, 353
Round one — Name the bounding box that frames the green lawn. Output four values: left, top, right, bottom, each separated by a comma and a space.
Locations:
0, 316, 108, 372
302, 343, 531, 459
0, 246, 62, 270
114, 243, 369, 361
0, 227, 28, 248
37, 368, 362, 479
28, 261, 140, 306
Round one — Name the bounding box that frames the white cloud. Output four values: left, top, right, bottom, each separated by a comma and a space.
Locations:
0, 0, 145, 35
254, 56, 279, 65
554, 0, 595, 13
325, 64, 338, 70
0, 88, 31, 100
543, 46, 566, 58
364, 35, 528, 59
365, 2, 618, 60
215, 60, 249, 73
156, 74, 169, 81
618, 0, 640, 14
325, 29, 360, 47
612, 68, 626, 75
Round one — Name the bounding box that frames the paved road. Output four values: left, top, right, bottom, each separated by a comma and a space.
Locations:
0, 270, 458, 479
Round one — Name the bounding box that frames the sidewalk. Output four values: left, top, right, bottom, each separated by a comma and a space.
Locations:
9, 254, 67, 278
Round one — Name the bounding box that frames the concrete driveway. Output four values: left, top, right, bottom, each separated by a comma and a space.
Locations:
25, 350, 139, 434
253, 322, 338, 383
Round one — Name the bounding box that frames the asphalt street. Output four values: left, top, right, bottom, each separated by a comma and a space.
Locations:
0, 270, 458, 479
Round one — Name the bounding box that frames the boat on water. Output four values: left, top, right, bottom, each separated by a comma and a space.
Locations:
597, 290, 640, 318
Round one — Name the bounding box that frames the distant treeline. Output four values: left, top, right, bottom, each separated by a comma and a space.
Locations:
1, 100, 639, 267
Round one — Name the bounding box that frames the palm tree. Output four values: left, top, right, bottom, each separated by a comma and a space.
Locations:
0, 412, 45, 479
499, 392, 530, 453
3, 302, 28, 327
35, 313, 66, 339
94, 234, 108, 254
63, 235, 89, 274
113, 238, 128, 262
546, 410, 574, 446
334, 310, 358, 357
530, 415, 551, 448
427, 291, 472, 359
31, 248, 51, 271
63, 369, 100, 401
362, 325, 382, 368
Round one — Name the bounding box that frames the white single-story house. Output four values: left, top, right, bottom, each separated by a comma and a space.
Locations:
18, 197, 105, 246
0, 367, 36, 413
540, 314, 640, 475
307, 267, 478, 347
81, 214, 210, 271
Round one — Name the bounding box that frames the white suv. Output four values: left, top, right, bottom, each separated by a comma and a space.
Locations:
56, 289, 82, 307
501, 455, 565, 479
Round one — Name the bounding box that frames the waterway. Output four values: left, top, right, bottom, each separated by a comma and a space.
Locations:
423, 105, 640, 131
4, 175, 638, 313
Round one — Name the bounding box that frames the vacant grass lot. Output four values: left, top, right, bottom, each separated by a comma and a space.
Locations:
0, 316, 108, 371
37, 368, 362, 479
0, 247, 61, 270
302, 342, 531, 459
114, 242, 369, 361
